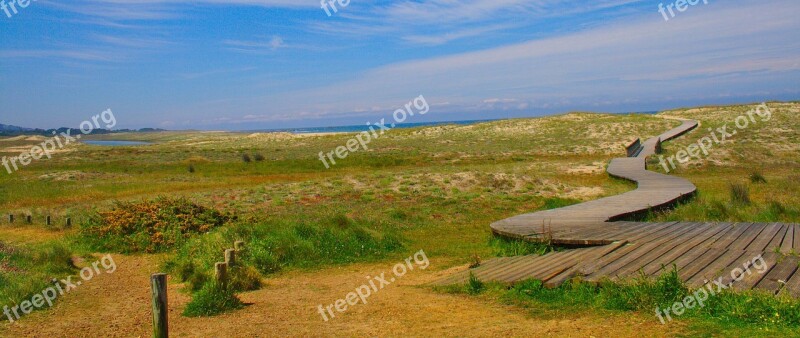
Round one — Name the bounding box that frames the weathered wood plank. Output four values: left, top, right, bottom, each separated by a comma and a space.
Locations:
728, 223, 768, 251
780, 261, 800, 298
611, 223, 712, 279
730, 252, 779, 291
781, 225, 795, 254
743, 223, 782, 252
641, 222, 731, 277
545, 241, 629, 288
687, 250, 747, 287
756, 256, 800, 294
587, 224, 700, 279
795, 224, 800, 252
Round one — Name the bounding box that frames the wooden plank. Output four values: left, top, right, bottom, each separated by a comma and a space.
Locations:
780, 261, 800, 298
496, 249, 589, 283
611, 223, 713, 279
472, 256, 536, 280
756, 256, 800, 294
624, 222, 681, 243
781, 225, 795, 254
485, 252, 570, 282
728, 223, 768, 250
578, 243, 641, 277
641, 222, 732, 277
730, 252, 779, 291
533, 249, 601, 284
587, 223, 700, 279
795, 224, 800, 252
686, 250, 747, 287
764, 224, 789, 253
545, 241, 629, 288
743, 223, 782, 252
707, 223, 754, 250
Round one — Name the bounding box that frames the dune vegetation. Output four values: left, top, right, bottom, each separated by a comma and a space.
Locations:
1, 102, 798, 336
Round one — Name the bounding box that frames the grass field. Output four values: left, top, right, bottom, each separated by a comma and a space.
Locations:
1, 102, 798, 336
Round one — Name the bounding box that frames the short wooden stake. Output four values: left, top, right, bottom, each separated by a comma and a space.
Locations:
214, 262, 228, 288
65, 217, 72, 228
150, 273, 169, 338
225, 249, 236, 267
26, 215, 32, 224
234, 241, 245, 251
46, 215, 51, 226
8, 214, 13, 224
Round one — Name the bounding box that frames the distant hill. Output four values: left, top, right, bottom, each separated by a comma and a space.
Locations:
0, 123, 32, 132
0, 123, 166, 136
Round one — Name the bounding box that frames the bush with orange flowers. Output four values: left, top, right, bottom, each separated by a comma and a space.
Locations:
78, 197, 234, 253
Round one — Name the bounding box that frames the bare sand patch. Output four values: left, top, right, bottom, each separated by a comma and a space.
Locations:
0, 255, 682, 337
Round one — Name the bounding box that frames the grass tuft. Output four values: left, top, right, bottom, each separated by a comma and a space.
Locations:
467, 272, 485, 295
749, 172, 767, 184
489, 235, 554, 257
182, 282, 244, 317
730, 184, 751, 205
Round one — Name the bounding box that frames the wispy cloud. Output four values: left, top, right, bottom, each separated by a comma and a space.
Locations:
0, 49, 117, 62
230, 0, 800, 122
402, 24, 517, 46
223, 36, 287, 53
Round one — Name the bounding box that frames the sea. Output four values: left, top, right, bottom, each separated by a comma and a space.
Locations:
257, 119, 499, 134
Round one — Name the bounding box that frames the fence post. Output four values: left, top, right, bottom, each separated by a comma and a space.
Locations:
46, 215, 51, 226
234, 241, 245, 251
225, 249, 236, 267
8, 214, 13, 224
26, 215, 32, 224
215, 262, 228, 288
150, 273, 169, 338
65, 217, 71, 228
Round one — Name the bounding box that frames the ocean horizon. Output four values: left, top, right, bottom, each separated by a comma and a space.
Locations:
249, 119, 501, 134
246, 111, 659, 134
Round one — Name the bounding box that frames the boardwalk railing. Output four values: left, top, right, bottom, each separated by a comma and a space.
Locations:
626, 138, 643, 157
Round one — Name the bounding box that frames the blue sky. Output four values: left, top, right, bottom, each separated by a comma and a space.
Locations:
0, 0, 798, 130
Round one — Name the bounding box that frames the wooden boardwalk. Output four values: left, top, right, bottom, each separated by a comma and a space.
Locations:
436, 119, 800, 297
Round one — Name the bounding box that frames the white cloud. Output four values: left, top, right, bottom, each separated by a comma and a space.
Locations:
231, 0, 800, 121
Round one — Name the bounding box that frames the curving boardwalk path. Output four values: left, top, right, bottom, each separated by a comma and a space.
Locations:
437, 119, 800, 297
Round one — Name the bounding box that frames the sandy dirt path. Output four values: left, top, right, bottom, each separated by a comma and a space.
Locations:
1, 255, 684, 337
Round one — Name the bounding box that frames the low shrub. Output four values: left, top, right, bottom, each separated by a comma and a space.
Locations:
182, 282, 244, 317
77, 197, 233, 253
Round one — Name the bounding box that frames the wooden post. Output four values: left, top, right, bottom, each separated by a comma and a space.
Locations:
214, 262, 228, 288
225, 249, 236, 267
65, 217, 72, 228
26, 215, 32, 224
234, 241, 245, 251
46, 215, 51, 226
8, 214, 13, 224
150, 273, 169, 338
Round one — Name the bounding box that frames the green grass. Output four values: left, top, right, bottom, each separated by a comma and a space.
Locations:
182, 282, 244, 317
439, 268, 800, 337
2, 104, 799, 330
0, 241, 75, 314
